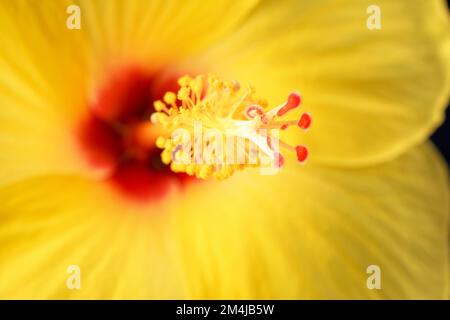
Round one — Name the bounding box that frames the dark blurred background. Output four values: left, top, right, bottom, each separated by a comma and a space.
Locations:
432, 106, 449, 164
432, 0, 450, 164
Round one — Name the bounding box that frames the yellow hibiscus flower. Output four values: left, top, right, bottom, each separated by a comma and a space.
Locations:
0, 0, 449, 299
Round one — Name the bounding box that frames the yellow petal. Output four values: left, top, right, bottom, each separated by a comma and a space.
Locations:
0, 142, 447, 299
174, 142, 449, 299
182, 0, 450, 166
77, 0, 261, 65
0, 174, 188, 299
0, 1, 91, 186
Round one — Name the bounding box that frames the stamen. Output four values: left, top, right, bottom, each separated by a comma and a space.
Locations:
274, 152, 285, 168
276, 92, 301, 116
245, 105, 268, 123
296, 145, 308, 163
298, 112, 312, 130
150, 75, 311, 180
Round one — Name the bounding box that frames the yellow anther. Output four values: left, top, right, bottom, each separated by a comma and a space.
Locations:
189, 76, 203, 95
177, 86, 191, 101
163, 92, 177, 105
150, 112, 169, 126
170, 162, 185, 173
185, 164, 195, 176
153, 100, 166, 112
207, 75, 217, 85
155, 136, 166, 149
164, 139, 173, 149
213, 80, 224, 90
161, 150, 172, 165
178, 75, 192, 87
213, 171, 225, 180
257, 98, 268, 108
197, 165, 212, 179
224, 81, 236, 91
232, 80, 240, 91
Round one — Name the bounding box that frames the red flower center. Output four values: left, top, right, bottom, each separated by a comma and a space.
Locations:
77, 66, 192, 203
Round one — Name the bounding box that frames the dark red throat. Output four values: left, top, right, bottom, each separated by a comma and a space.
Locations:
77, 66, 193, 204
